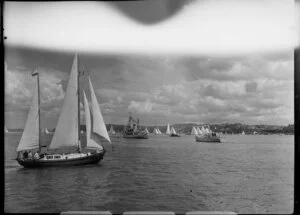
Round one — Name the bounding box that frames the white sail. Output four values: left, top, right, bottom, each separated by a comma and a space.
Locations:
201, 126, 206, 133
166, 123, 170, 134
191, 127, 198, 135
145, 127, 149, 134
89, 77, 111, 143
49, 55, 79, 149
242, 131, 245, 135
17, 79, 39, 152
5, 126, 8, 133
205, 128, 210, 133
109, 125, 115, 134
157, 128, 162, 134
171, 127, 177, 135
153, 128, 158, 134
83, 91, 102, 149
45, 128, 50, 134
197, 127, 202, 135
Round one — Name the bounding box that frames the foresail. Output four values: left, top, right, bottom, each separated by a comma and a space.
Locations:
49, 55, 79, 149
17, 80, 39, 151
89, 77, 111, 143
83, 91, 102, 149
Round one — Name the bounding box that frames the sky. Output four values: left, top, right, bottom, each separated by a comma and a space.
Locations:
4, 0, 297, 129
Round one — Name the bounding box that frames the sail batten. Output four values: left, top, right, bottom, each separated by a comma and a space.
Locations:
49, 55, 79, 149
17, 78, 39, 152
89, 77, 111, 143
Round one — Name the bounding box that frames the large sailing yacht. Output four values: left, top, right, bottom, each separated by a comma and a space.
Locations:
16, 55, 111, 168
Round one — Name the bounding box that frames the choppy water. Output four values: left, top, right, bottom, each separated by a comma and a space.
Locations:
5, 133, 294, 213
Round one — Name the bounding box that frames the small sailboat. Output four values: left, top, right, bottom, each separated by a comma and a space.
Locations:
153, 128, 162, 135
5, 125, 8, 133
166, 123, 171, 135
170, 126, 180, 137
190, 126, 198, 135
241, 131, 245, 135
16, 55, 111, 168
144, 127, 149, 134
109, 125, 116, 135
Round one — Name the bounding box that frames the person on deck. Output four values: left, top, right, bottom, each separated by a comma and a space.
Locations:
34, 152, 40, 160
23, 151, 28, 159
28, 151, 32, 159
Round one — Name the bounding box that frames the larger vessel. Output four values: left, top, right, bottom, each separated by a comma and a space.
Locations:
123, 114, 148, 139
195, 125, 221, 143
16, 55, 111, 168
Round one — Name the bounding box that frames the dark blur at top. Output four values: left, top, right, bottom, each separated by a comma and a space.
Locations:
107, 0, 194, 25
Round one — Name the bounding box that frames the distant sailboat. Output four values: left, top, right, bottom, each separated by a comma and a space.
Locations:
191, 127, 198, 135
197, 127, 202, 135
195, 125, 221, 143
5, 125, 8, 133
109, 125, 116, 134
144, 127, 149, 134
16, 55, 110, 168
166, 123, 171, 135
170, 126, 180, 137
153, 128, 159, 135
156, 128, 162, 134
242, 131, 245, 135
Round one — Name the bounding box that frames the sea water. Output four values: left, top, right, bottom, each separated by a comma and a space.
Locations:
4, 133, 294, 213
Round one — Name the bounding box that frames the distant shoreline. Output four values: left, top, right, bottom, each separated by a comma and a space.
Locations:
7, 123, 294, 135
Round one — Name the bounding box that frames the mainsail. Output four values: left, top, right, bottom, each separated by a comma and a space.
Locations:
17, 77, 39, 152
5, 126, 8, 133
49, 55, 79, 149
88, 77, 111, 143
166, 123, 170, 134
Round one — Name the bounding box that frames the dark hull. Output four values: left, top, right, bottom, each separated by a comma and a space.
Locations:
16, 152, 105, 168
123, 133, 149, 139
170, 134, 180, 137
195, 135, 221, 143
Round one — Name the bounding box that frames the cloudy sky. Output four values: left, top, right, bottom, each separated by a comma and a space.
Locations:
4, 0, 297, 129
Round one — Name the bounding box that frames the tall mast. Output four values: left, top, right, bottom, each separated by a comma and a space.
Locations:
37, 72, 41, 153
77, 54, 81, 152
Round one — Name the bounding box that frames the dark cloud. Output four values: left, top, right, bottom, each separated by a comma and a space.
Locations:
245, 81, 258, 93
108, 0, 193, 25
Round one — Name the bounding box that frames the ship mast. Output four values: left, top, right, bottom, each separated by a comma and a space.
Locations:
77, 55, 81, 152
37, 71, 41, 153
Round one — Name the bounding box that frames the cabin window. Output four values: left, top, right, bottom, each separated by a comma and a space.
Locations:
54, 156, 61, 159
46, 156, 53, 159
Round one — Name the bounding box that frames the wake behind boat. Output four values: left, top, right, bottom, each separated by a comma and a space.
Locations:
16, 55, 111, 168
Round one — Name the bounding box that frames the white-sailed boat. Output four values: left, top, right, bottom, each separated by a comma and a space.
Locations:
191, 127, 198, 135
170, 126, 180, 137
109, 125, 116, 135
166, 123, 171, 135
16, 54, 111, 168
5, 125, 8, 133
